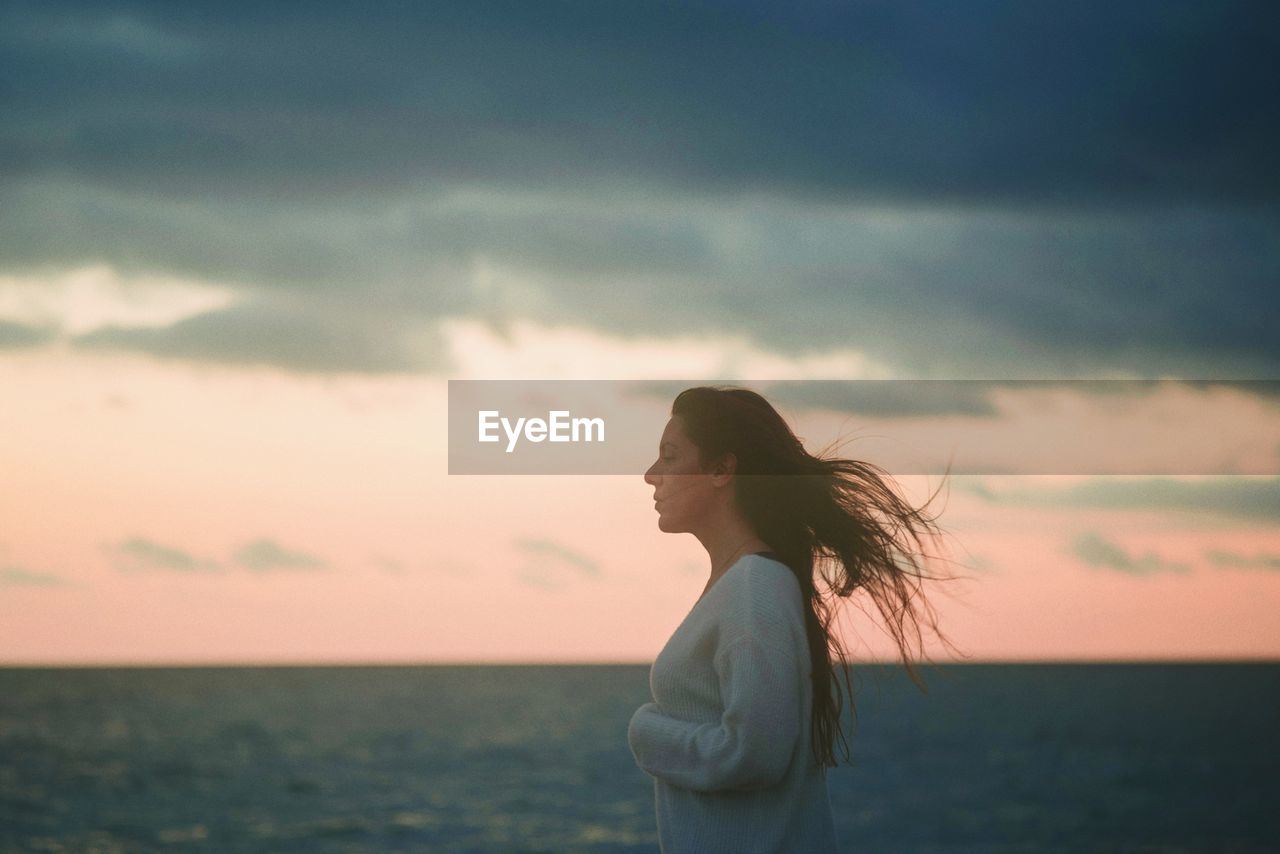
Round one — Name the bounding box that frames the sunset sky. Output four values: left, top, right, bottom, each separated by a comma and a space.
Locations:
1, 1, 1277, 665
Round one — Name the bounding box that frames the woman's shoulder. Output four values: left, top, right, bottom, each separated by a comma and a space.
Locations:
742, 552, 797, 586
716, 555, 805, 651
728, 554, 803, 610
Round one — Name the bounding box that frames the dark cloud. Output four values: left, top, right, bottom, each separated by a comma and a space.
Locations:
104, 535, 330, 573
0, 565, 72, 586
9, 180, 1276, 378
513, 535, 601, 590
0, 180, 487, 302
961, 476, 1280, 523
1, 1, 1276, 377
628, 380, 1280, 419
103, 535, 329, 574
461, 202, 1279, 379
1070, 530, 1192, 575
961, 553, 1003, 576
71, 293, 448, 374
232, 537, 327, 572
513, 536, 601, 575
106, 536, 221, 572
1204, 548, 1280, 571
765, 380, 1000, 418
597, 206, 1280, 378
628, 379, 1003, 418
1, 1, 1275, 206
0, 318, 56, 348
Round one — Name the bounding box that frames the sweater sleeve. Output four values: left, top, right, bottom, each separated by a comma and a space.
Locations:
628, 637, 802, 792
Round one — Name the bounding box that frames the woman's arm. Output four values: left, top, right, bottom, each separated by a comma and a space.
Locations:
628, 638, 802, 792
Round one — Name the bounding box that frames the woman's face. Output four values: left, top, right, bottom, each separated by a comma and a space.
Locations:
643, 416, 718, 533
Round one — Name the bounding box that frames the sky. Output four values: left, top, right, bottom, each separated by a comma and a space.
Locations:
1, 1, 1278, 665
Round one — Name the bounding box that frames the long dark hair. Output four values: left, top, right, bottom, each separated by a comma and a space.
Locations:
671, 385, 969, 769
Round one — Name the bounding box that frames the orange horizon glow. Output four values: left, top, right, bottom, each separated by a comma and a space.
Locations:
2, 321, 1279, 667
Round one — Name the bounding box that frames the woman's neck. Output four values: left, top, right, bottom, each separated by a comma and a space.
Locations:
700, 530, 771, 600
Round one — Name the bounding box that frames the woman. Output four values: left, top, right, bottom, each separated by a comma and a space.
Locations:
628, 385, 964, 853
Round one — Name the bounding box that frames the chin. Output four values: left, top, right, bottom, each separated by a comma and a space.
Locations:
656, 515, 685, 534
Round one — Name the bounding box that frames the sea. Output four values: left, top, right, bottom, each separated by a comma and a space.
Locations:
0, 663, 1276, 853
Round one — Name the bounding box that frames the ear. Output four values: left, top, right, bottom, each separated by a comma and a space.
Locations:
708, 452, 738, 486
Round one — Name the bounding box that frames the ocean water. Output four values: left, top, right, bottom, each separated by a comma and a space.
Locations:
0, 663, 1276, 853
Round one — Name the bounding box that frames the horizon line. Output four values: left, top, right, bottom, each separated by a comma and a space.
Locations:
3, 656, 1279, 669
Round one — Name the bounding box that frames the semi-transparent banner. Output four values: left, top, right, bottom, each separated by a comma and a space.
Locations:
447, 380, 1280, 475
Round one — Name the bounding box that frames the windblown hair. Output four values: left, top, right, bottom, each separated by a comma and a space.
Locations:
671, 385, 969, 769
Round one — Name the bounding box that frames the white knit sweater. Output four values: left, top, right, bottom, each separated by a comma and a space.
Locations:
628, 553, 842, 853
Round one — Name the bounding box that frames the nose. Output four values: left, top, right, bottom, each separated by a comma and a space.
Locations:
644, 462, 658, 486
